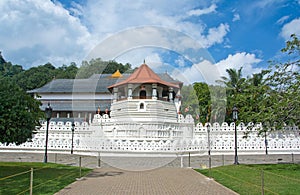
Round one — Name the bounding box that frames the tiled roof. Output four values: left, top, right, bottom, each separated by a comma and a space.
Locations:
108, 64, 179, 89
28, 68, 181, 94
28, 77, 126, 93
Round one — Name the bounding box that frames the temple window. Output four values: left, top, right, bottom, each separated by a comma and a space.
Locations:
140, 103, 144, 109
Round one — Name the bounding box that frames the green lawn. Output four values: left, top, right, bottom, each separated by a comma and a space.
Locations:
0, 162, 92, 195
196, 164, 300, 195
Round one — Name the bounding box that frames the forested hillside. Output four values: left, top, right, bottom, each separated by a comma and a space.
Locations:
0, 53, 133, 91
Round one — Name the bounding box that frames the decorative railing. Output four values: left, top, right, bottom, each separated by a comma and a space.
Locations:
116, 96, 169, 101
0, 116, 299, 155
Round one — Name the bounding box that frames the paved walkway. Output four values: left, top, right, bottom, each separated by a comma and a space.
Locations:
55, 167, 238, 195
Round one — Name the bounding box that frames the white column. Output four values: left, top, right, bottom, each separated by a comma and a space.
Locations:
152, 83, 157, 100
180, 155, 183, 168
128, 84, 132, 99
169, 87, 173, 102
89, 113, 92, 124
113, 87, 118, 102
56, 112, 59, 118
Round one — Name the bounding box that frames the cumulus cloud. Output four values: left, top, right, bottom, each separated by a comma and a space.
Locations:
0, 0, 230, 68
0, 0, 91, 68
200, 23, 230, 48
115, 47, 164, 69
171, 60, 216, 84
82, 0, 229, 50
215, 52, 262, 77
280, 18, 300, 40
172, 52, 262, 85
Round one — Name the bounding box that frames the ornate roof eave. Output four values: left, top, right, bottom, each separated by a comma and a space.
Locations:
107, 63, 179, 90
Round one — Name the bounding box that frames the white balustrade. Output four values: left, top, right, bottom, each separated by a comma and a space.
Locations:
0, 115, 299, 155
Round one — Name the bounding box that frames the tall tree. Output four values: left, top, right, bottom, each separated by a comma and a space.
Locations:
217, 67, 246, 122
220, 67, 245, 94
0, 78, 43, 145
265, 34, 300, 127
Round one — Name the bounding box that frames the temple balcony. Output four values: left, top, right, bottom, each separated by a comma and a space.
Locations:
116, 96, 170, 102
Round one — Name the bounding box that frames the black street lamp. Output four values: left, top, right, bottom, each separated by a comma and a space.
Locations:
71, 122, 75, 154
232, 105, 239, 165
207, 123, 211, 178
44, 103, 52, 163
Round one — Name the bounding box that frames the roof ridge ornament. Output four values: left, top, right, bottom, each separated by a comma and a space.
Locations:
111, 69, 123, 78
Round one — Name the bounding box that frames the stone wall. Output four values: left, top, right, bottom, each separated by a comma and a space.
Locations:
0, 115, 299, 155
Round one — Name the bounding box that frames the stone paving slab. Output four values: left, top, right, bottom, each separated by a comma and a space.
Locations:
55, 167, 238, 195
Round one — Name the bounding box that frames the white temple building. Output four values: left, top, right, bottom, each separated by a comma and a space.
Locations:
0, 63, 299, 163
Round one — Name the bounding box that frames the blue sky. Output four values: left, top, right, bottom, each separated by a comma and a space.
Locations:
0, 0, 299, 84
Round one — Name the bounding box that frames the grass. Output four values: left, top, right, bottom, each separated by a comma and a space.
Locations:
196, 163, 300, 195
0, 162, 92, 195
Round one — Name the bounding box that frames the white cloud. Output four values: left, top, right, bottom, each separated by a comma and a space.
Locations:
200, 23, 230, 48
83, 0, 228, 50
276, 15, 289, 25
215, 52, 262, 78
172, 52, 262, 85
0, 0, 91, 67
280, 18, 300, 40
171, 60, 216, 84
187, 4, 217, 16
232, 13, 240, 22
69, 1, 84, 17
0, 0, 230, 68
175, 56, 186, 67
115, 48, 164, 68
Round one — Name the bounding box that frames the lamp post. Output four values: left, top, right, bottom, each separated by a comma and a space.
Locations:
71, 122, 75, 154
207, 123, 211, 178
232, 105, 239, 165
44, 103, 52, 163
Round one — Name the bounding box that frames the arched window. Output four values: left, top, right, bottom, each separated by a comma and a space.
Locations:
140, 103, 144, 109
140, 90, 146, 99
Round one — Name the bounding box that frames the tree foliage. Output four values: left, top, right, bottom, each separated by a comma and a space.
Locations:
77, 58, 133, 78
182, 35, 299, 131
13, 63, 57, 90
180, 84, 199, 120
265, 34, 300, 127
0, 78, 43, 145
0, 52, 23, 78
0, 53, 133, 144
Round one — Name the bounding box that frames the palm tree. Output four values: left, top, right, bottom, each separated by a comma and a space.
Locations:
219, 67, 245, 94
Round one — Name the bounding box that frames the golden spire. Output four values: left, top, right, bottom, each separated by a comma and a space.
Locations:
111, 69, 122, 78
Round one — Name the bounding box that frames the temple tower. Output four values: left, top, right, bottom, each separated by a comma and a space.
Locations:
107, 63, 181, 123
